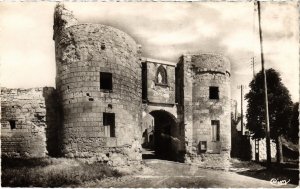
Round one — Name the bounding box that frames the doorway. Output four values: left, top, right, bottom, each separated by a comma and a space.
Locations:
142, 110, 179, 161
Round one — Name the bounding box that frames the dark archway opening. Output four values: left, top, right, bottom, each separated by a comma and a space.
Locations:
142, 110, 179, 161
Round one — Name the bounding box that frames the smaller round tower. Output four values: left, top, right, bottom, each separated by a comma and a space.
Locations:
181, 53, 231, 165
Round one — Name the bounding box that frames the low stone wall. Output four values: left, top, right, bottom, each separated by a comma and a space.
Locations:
1, 87, 61, 157
186, 150, 231, 169
1, 86, 141, 165
251, 138, 277, 161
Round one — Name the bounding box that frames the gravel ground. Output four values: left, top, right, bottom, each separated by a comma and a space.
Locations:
80, 159, 298, 188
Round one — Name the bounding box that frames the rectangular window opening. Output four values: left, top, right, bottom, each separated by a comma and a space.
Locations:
9, 120, 16, 130
209, 86, 219, 99
103, 113, 115, 137
198, 141, 207, 153
211, 120, 220, 141
100, 72, 112, 91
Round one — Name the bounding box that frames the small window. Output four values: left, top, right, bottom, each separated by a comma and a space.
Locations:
211, 120, 220, 141
100, 72, 112, 91
9, 120, 16, 130
103, 113, 115, 137
101, 43, 106, 50
209, 86, 219, 99
156, 65, 168, 85
198, 141, 207, 153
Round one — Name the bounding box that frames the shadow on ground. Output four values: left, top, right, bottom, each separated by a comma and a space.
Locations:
142, 147, 178, 162
237, 162, 299, 185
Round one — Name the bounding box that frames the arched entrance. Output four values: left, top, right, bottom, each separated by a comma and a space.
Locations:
142, 110, 180, 161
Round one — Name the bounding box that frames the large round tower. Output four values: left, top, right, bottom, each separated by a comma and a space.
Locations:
53, 4, 142, 163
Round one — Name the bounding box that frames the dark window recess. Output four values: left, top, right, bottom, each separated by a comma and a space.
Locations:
142, 63, 147, 101
103, 113, 115, 137
101, 43, 106, 50
209, 86, 219, 99
89, 98, 94, 101
198, 141, 207, 153
108, 104, 112, 109
100, 72, 112, 91
9, 120, 16, 130
86, 93, 90, 96
156, 65, 168, 85
211, 120, 220, 141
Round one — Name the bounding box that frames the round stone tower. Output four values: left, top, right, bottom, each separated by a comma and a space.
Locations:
180, 53, 231, 165
53, 4, 142, 163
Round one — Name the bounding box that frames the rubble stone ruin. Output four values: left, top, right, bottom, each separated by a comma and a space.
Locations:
1, 4, 231, 167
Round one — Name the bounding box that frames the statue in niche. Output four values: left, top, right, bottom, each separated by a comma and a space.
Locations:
156, 65, 167, 85
158, 72, 163, 84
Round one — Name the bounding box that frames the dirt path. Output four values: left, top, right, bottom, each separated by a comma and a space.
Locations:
81, 159, 297, 188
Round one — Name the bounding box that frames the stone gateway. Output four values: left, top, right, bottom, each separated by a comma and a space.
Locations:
1, 4, 231, 167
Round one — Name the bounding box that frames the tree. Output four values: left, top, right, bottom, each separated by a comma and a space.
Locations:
286, 102, 299, 144
245, 68, 293, 163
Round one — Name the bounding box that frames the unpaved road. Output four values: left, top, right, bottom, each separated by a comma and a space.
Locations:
82, 159, 297, 188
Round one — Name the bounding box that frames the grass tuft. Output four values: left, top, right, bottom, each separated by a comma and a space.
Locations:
1, 157, 122, 187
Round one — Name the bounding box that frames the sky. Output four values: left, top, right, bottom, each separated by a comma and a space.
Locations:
0, 2, 299, 111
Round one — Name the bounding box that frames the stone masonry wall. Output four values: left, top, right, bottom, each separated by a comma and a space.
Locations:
1, 87, 60, 157
141, 59, 184, 161
180, 54, 231, 167
175, 60, 186, 159
53, 4, 142, 165
43, 87, 63, 156
180, 56, 194, 159
145, 61, 176, 104
191, 54, 231, 153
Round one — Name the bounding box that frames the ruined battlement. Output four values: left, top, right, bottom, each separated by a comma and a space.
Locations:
54, 24, 140, 69
1, 87, 61, 157
183, 53, 230, 76
53, 3, 78, 40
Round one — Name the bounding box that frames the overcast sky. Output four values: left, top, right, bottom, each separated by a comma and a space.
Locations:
0, 2, 299, 109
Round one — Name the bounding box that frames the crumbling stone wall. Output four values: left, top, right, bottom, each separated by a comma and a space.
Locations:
178, 54, 231, 166
1, 87, 60, 157
53, 4, 142, 164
